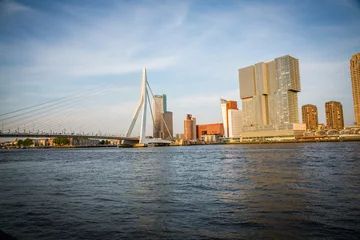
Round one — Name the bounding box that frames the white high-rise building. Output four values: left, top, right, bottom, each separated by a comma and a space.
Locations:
228, 109, 243, 138
220, 99, 238, 138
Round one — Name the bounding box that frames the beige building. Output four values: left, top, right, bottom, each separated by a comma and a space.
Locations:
325, 101, 344, 130
152, 95, 166, 138
160, 111, 173, 140
152, 94, 173, 139
238, 55, 300, 128
350, 53, 360, 125
237, 55, 304, 140
184, 114, 196, 140
302, 104, 318, 130
228, 109, 243, 137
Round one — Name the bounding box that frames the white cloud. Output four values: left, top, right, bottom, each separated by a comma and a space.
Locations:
0, 0, 32, 14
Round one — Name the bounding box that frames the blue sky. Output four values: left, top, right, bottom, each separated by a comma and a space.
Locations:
1, 0, 360, 136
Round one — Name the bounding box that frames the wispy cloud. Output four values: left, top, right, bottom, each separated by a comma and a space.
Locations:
0, 0, 359, 134
0, 0, 32, 14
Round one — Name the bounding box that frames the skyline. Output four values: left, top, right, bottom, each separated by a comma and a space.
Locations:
1, 0, 360, 136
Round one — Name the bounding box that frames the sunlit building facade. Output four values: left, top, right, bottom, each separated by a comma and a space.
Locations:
228, 109, 243, 137
350, 53, 360, 125
238, 55, 305, 141
196, 123, 224, 139
302, 104, 318, 130
160, 111, 173, 140
152, 94, 173, 139
152, 94, 166, 138
325, 101, 344, 130
184, 114, 196, 140
220, 99, 238, 137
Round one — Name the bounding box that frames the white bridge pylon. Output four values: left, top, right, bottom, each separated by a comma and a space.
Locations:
125, 68, 148, 144
124, 68, 172, 145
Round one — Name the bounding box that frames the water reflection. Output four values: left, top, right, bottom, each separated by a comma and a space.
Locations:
0, 143, 359, 240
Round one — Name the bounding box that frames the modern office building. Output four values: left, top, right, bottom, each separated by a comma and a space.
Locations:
160, 111, 173, 140
220, 99, 239, 137
184, 114, 196, 140
228, 109, 243, 137
325, 101, 344, 130
239, 55, 300, 128
302, 104, 318, 130
152, 95, 166, 138
152, 94, 173, 139
238, 55, 305, 141
350, 53, 360, 125
196, 123, 224, 139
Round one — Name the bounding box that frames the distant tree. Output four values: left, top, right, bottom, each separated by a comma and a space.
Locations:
99, 140, 105, 145
23, 138, 33, 146
54, 137, 70, 145
17, 139, 24, 146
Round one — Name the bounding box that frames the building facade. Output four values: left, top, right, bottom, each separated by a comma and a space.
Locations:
350, 53, 360, 125
220, 99, 238, 137
160, 111, 173, 140
228, 109, 243, 137
184, 114, 197, 140
238, 55, 301, 128
152, 95, 166, 138
302, 104, 318, 130
196, 123, 224, 139
325, 101, 344, 130
237, 55, 305, 141
152, 94, 173, 139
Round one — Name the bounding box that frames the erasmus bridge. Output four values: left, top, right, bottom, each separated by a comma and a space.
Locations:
0, 69, 173, 146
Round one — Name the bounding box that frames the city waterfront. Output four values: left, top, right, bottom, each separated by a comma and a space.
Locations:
0, 143, 359, 239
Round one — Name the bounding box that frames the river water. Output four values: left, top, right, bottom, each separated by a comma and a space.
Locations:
0, 142, 359, 240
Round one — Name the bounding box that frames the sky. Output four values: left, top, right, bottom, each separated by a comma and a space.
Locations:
1, 0, 360, 136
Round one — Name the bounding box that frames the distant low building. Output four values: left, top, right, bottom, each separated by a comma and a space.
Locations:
175, 133, 184, 140
196, 123, 224, 139
241, 123, 306, 142
71, 138, 99, 146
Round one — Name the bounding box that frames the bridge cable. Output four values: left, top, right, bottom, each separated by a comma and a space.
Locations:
0, 84, 114, 118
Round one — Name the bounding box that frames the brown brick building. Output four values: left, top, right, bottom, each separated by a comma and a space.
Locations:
302, 104, 318, 130
184, 114, 196, 140
325, 101, 344, 130
350, 53, 360, 125
196, 123, 224, 139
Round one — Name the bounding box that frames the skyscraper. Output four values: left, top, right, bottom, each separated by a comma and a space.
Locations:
184, 114, 196, 140
325, 101, 344, 130
302, 104, 318, 130
152, 94, 173, 139
160, 111, 173, 140
350, 53, 360, 125
152, 95, 165, 138
220, 99, 238, 137
238, 55, 301, 128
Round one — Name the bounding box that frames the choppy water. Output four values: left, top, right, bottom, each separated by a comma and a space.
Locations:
0, 142, 360, 240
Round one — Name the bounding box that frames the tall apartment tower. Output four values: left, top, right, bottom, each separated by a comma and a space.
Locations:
160, 111, 173, 140
302, 104, 318, 130
325, 101, 344, 130
152, 94, 173, 139
220, 99, 238, 137
184, 114, 196, 140
350, 53, 360, 125
238, 55, 301, 128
